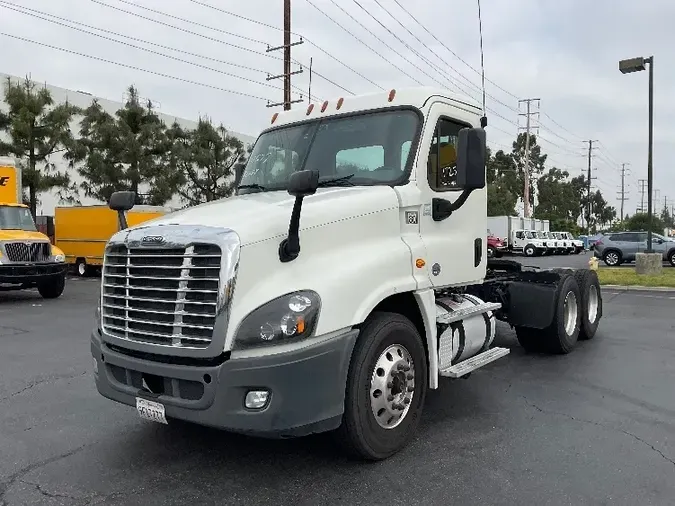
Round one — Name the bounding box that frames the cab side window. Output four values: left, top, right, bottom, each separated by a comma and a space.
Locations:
427, 118, 464, 192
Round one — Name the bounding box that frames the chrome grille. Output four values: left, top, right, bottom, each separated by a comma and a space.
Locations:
4, 241, 51, 262
101, 243, 222, 348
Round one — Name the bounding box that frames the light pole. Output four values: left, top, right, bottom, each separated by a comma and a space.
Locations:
619, 55, 654, 252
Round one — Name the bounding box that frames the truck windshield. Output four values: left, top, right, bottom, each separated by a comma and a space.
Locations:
239, 109, 419, 192
525, 231, 537, 239
536, 231, 546, 239
0, 205, 37, 231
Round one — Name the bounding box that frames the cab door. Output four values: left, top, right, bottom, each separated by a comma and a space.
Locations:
417, 102, 486, 288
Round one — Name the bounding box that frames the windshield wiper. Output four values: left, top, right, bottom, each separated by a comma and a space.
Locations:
317, 174, 356, 187
237, 183, 267, 192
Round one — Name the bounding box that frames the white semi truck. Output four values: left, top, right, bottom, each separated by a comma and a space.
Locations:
487, 216, 552, 256
91, 88, 603, 461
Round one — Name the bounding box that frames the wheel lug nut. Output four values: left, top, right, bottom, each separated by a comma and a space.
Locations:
403, 365, 410, 372
406, 374, 413, 380
403, 397, 411, 405
387, 382, 393, 388
397, 364, 405, 371
407, 386, 414, 392
387, 395, 394, 401
391, 371, 397, 377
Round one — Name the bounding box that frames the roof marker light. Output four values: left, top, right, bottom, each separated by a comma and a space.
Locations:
388, 89, 396, 102
321, 100, 329, 112
271, 112, 279, 124
306, 103, 314, 115
336, 97, 344, 110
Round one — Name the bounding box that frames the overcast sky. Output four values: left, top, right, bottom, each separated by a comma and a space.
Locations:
2, 0, 674, 215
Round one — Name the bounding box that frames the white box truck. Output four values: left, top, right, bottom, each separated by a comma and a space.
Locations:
487, 215, 551, 256
91, 88, 603, 461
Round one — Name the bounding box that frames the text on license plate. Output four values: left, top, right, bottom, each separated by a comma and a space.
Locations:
136, 397, 168, 424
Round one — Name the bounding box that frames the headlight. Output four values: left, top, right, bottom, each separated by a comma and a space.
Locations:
54, 254, 65, 263
233, 290, 321, 350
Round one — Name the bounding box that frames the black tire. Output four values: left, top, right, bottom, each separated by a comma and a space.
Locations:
37, 273, 66, 299
524, 244, 536, 257
603, 249, 622, 267
337, 311, 428, 461
573, 270, 602, 340
494, 250, 503, 258
668, 250, 675, 267
487, 246, 496, 258
542, 274, 582, 354
515, 326, 544, 353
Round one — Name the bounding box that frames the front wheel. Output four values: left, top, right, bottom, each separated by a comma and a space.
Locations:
487, 246, 496, 258
524, 244, 536, 257
668, 251, 675, 267
603, 250, 621, 266
37, 273, 66, 299
337, 312, 428, 461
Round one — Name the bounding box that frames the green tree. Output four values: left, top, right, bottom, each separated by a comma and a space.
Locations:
486, 148, 518, 216
74, 86, 179, 205
0, 76, 80, 216
625, 212, 665, 234
173, 118, 247, 206
534, 167, 579, 222
660, 206, 673, 228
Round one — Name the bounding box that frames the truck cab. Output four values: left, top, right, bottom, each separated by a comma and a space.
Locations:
92, 88, 602, 461
511, 228, 546, 256
0, 162, 68, 298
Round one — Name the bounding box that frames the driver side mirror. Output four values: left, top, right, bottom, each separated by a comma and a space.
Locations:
287, 169, 319, 197
109, 191, 135, 212
455, 127, 486, 190
109, 191, 136, 231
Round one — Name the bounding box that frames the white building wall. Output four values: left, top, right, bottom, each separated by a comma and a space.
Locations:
0, 73, 256, 215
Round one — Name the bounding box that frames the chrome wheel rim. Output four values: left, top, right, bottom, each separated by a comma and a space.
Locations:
587, 285, 599, 324
606, 252, 618, 265
370, 344, 415, 430
78, 263, 86, 276
563, 291, 579, 336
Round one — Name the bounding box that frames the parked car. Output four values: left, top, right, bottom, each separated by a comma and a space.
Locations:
487, 229, 507, 258
593, 231, 675, 266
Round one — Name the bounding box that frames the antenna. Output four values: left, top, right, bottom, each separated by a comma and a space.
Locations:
476, 0, 487, 128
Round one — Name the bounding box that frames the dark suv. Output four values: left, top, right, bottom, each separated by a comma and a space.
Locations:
594, 231, 675, 266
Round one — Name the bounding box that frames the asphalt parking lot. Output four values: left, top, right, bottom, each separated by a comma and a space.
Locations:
1, 269, 674, 505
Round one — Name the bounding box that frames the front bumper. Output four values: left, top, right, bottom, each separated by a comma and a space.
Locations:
92, 327, 359, 437
0, 262, 67, 284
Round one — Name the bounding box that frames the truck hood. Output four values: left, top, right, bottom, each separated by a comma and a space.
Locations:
0, 230, 49, 242
133, 186, 400, 246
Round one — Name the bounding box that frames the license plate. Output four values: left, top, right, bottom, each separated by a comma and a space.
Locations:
136, 397, 167, 424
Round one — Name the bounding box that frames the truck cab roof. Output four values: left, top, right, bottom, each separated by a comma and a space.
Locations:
268, 87, 481, 129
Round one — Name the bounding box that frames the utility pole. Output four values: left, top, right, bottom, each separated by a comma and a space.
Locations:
617, 162, 630, 224
518, 98, 540, 218
266, 0, 304, 109
638, 179, 647, 213
583, 140, 599, 233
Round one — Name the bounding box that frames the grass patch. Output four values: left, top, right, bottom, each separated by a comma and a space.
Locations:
597, 267, 675, 288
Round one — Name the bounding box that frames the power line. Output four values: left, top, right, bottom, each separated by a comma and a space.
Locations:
0, 2, 305, 98
90, 0, 353, 95
370, 0, 518, 114
0, 1, 277, 79
305, 0, 425, 87
0, 32, 272, 102
390, 0, 519, 101
187, 0, 377, 91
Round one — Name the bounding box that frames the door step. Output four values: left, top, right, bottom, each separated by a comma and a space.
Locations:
436, 302, 502, 325
439, 347, 510, 378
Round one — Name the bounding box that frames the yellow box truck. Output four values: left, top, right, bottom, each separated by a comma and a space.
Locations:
0, 158, 68, 298
54, 205, 167, 276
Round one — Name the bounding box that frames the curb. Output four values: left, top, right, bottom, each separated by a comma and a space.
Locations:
602, 284, 675, 293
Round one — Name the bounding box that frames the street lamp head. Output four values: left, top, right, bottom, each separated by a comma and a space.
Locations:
619, 57, 646, 74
